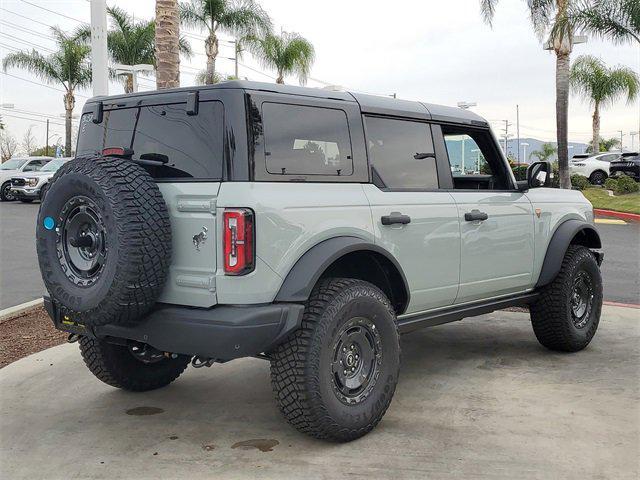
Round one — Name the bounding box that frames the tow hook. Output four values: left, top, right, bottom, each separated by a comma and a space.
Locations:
67, 333, 80, 343
191, 356, 216, 368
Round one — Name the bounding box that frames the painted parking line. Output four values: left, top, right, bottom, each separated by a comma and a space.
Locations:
595, 218, 627, 225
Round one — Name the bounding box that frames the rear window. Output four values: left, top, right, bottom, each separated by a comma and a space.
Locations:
262, 103, 353, 176
76, 101, 224, 180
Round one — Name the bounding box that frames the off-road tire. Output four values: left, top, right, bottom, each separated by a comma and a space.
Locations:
589, 170, 607, 185
20, 199, 34, 203
37, 156, 171, 327
270, 278, 400, 442
0, 181, 14, 201
79, 336, 190, 391
39, 183, 49, 201
530, 245, 602, 352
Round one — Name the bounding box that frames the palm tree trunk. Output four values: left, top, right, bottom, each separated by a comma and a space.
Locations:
205, 32, 219, 85
63, 91, 75, 157
592, 102, 600, 153
555, 50, 571, 189
124, 74, 134, 94
155, 0, 180, 89
276, 70, 284, 84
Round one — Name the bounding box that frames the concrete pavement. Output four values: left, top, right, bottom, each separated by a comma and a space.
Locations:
1, 307, 638, 479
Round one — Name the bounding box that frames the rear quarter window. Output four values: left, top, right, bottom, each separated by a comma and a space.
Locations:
262, 102, 353, 176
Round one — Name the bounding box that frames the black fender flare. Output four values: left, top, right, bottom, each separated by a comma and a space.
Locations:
274, 236, 410, 308
536, 219, 602, 287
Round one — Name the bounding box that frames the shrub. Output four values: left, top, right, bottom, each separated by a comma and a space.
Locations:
511, 164, 528, 181
614, 175, 640, 194
570, 174, 591, 190
604, 178, 618, 191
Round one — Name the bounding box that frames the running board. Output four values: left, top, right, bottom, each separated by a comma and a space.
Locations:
397, 292, 539, 334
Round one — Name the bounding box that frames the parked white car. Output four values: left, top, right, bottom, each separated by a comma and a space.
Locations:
0, 157, 52, 201
569, 152, 622, 185
9, 157, 72, 202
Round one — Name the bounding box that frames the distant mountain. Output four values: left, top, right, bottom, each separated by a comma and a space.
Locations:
504, 137, 589, 163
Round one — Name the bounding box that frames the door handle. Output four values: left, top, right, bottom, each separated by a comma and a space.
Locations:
464, 210, 489, 222
381, 212, 411, 225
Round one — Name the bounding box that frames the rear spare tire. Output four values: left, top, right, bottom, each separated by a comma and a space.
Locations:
37, 156, 171, 327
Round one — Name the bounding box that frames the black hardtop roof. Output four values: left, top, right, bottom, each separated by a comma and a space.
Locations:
87, 80, 488, 126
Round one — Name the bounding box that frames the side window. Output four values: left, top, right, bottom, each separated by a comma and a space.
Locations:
442, 126, 510, 190
262, 103, 353, 176
132, 101, 224, 179
23, 161, 44, 172
364, 116, 438, 189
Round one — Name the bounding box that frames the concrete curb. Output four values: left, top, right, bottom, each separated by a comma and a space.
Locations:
594, 209, 640, 222
0, 298, 44, 324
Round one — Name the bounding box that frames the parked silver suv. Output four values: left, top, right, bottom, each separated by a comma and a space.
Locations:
37, 81, 603, 441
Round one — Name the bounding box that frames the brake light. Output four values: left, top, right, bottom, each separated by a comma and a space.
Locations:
223, 208, 254, 275
102, 147, 133, 157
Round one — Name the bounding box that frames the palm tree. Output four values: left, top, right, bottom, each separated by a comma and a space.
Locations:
156, 0, 181, 89
3, 27, 91, 156
570, 55, 638, 153
480, 0, 632, 189
531, 142, 558, 162
179, 0, 271, 85
586, 136, 622, 153
555, 0, 639, 44
75, 6, 192, 93
247, 31, 315, 84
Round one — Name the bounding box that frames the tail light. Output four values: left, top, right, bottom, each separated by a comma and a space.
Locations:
223, 208, 255, 275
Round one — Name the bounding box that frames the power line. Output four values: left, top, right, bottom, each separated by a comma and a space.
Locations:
19, 0, 85, 24
0, 19, 58, 42
0, 33, 56, 53
1, 72, 90, 99
0, 112, 67, 127
0, 7, 57, 29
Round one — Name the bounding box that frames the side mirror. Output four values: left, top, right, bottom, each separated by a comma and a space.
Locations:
526, 161, 552, 188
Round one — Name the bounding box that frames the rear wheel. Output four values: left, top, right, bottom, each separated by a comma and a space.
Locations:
79, 336, 190, 391
270, 278, 400, 442
530, 245, 602, 352
589, 170, 607, 185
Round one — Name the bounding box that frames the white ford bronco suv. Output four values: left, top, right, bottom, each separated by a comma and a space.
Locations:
37, 81, 603, 442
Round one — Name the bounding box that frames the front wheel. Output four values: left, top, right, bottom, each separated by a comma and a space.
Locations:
270, 278, 400, 442
530, 245, 603, 352
589, 170, 607, 185
0, 182, 15, 201
79, 337, 191, 391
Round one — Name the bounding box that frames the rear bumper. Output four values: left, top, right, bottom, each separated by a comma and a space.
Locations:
610, 167, 639, 180
44, 296, 304, 361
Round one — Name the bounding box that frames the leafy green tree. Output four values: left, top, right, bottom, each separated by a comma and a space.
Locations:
75, 6, 192, 93
179, 0, 271, 85
480, 0, 635, 189
3, 27, 91, 156
530, 142, 558, 162
247, 31, 315, 84
570, 55, 638, 153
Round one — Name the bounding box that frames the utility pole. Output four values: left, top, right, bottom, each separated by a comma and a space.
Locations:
618, 130, 624, 151
516, 105, 520, 165
630, 131, 638, 151
232, 40, 239, 78
45, 119, 49, 156
501, 120, 513, 156
90, 0, 109, 96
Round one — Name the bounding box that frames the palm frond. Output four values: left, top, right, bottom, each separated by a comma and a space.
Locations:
179, 0, 212, 31
571, 54, 640, 108
479, 0, 499, 26
2, 50, 62, 85
217, 0, 271, 37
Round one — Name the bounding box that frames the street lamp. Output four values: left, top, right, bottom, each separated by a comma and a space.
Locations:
114, 63, 154, 93
471, 148, 481, 173
521, 142, 529, 163
630, 131, 638, 151
457, 102, 477, 174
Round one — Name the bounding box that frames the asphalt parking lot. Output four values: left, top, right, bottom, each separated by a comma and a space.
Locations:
1, 201, 638, 309
1, 307, 638, 479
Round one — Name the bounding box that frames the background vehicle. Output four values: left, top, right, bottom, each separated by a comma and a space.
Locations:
37, 81, 603, 442
569, 152, 622, 185
9, 157, 72, 203
609, 152, 640, 181
0, 157, 51, 201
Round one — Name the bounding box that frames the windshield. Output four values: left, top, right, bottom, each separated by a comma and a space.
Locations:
0, 158, 28, 170
41, 159, 66, 172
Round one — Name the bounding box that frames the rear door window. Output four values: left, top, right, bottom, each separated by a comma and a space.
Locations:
77, 108, 137, 157
364, 116, 438, 189
262, 103, 353, 176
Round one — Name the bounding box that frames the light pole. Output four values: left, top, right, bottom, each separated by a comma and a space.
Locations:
630, 131, 638, 151
471, 148, 481, 173
521, 142, 529, 163
90, 0, 109, 96
457, 102, 476, 173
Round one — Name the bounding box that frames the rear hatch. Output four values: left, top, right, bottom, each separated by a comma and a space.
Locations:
76, 98, 225, 307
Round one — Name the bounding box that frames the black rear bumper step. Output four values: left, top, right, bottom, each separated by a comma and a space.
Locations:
44, 297, 304, 361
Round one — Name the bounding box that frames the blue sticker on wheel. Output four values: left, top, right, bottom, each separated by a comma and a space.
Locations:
43, 216, 55, 230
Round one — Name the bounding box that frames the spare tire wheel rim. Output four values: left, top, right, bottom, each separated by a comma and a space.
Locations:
57, 195, 107, 286
570, 270, 594, 329
331, 316, 383, 405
